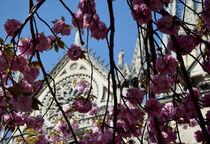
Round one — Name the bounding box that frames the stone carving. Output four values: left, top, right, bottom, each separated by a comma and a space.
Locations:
70, 63, 78, 70
117, 49, 124, 69
40, 74, 100, 125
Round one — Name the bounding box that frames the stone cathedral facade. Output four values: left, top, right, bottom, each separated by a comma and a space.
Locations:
35, 1, 210, 143
4, 0, 209, 144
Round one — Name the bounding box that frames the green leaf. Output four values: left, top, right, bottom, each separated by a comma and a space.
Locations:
61, 16, 65, 21
57, 39, 65, 49
80, 50, 86, 60
48, 44, 53, 50
85, 129, 92, 134
51, 19, 58, 24
54, 43, 59, 52
16, 138, 24, 143
0, 38, 3, 43
7, 86, 23, 96
4, 47, 13, 57
66, 24, 74, 29
3, 66, 10, 73
29, 61, 41, 68
32, 97, 43, 110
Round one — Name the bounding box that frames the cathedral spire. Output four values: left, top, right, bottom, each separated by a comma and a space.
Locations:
117, 49, 124, 69
131, 25, 147, 77
74, 29, 84, 46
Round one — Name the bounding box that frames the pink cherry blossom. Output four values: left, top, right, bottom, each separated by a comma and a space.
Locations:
36, 0, 43, 2
13, 112, 27, 126
202, 0, 210, 31
145, 98, 162, 117
162, 0, 170, 4
149, 0, 164, 11
157, 15, 179, 35
204, 0, 210, 11
3, 113, 11, 122
47, 35, 57, 44
4, 19, 21, 36
202, 58, 210, 73
50, 135, 61, 144
0, 51, 7, 73
194, 130, 204, 143
83, 13, 100, 30
206, 111, 210, 134
88, 103, 99, 115
26, 115, 44, 130
34, 115, 44, 130
78, 0, 96, 14
186, 87, 201, 100
190, 119, 198, 127
8, 54, 28, 71
26, 117, 36, 128
52, 20, 65, 34
55, 120, 78, 139
147, 118, 158, 142
76, 79, 90, 94
125, 88, 144, 105
23, 66, 40, 84
35, 134, 48, 144
52, 20, 71, 36
62, 104, 70, 112
90, 21, 107, 40
67, 44, 82, 61
162, 129, 177, 144
155, 54, 178, 74
74, 98, 92, 113
62, 104, 72, 117
72, 10, 84, 28
61, 27, 71, 36
18, 38, 33, 55
12, 94, 33, 112
161, 102, 174, 121
149, 74, 171, 94
35, 33, 50, 52
132, 0, 144, 5
168, 35, 199, 55
131, 3, 152, 24
202, 93, 210, 107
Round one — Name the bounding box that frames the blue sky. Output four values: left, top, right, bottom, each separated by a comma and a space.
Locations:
0, 0, 138, 72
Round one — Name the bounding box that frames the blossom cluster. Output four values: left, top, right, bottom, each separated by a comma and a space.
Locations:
72, 0, 107, 40
4, 19, 21, 36
202, 0, 210, 31
18, 34, 56, 55
52, 19, 72, 36
168, 35, 200, 55
131, 0, 170, 24
67, 44, 82, 61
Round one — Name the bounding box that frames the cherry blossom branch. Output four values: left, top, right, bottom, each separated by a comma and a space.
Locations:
107, 0, 118, 142
11, 0, 46, 43
147, 20, 164, 144
170, 35, 210, 143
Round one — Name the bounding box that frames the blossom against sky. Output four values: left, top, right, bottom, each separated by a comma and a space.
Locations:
0, 0, 137, 72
